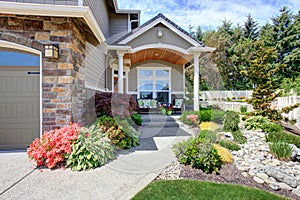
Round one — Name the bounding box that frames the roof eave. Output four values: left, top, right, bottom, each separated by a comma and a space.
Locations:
0, 1, 105, 43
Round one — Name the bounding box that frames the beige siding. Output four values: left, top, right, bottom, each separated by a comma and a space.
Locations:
171, 64, 184, 92
84, 0, 110, 38
0, 67, 40, 150
107, 67, 112, 91
128, 66, 137, 92
0, 0, 78, 5
129, 25, 192, 50
109, 12, 128, 37
85, 42, 107, 90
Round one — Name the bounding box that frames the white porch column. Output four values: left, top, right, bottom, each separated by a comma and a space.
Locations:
193, 53, 200, 111
117, 51, 125, 94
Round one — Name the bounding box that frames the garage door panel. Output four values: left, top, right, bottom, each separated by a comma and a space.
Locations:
0, 67, 40, 150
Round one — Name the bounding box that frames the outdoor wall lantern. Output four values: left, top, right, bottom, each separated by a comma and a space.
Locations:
44, 44, 59, 59
157, 28, 163, 38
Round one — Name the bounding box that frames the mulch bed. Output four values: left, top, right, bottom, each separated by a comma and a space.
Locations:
180, 163, 299, 200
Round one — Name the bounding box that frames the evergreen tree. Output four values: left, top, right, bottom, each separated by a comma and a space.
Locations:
271, 7, 299, 80
243, 14, 259, 40
247, 40, 285, 121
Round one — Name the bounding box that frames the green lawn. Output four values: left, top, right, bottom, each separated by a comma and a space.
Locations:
132, 180, 289, 200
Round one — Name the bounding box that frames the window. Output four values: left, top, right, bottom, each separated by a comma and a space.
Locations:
129, 13, 139, 30
138, 68, 171, 103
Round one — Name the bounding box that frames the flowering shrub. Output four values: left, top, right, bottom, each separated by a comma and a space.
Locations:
186, 114, 199, 126
27, 123, 80, 169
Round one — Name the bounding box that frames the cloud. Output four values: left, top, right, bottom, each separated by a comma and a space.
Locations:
117, 0, 300, 32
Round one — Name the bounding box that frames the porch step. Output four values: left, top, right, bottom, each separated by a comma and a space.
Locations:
141, 121, 179, 128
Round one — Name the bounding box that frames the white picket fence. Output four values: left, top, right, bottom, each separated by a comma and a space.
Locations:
276, 94, 300, 129
200, 90, 253, 100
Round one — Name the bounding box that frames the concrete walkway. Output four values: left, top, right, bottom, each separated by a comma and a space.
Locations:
0, 114, 191, 200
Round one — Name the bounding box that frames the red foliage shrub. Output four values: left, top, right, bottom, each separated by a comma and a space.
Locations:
95, 92, 138, 118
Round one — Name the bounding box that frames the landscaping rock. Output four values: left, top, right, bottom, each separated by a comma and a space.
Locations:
269, 182, 280, 191
256, 172, 269, 182
290, 144, 300, 162
292, 186, 300, 197
231, 128, 300, 195
241, 172, 248, 177
217, 132, 234, 141
278, 182, 293, 191
253, 176, 264, 184
264, 167, 298, 188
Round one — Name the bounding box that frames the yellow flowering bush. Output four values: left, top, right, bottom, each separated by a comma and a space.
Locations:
213, 144, 233, 163
200, 122, 218, 131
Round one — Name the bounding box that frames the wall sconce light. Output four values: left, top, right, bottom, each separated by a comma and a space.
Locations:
157, 28, 163, 38
44, 44, 59, 59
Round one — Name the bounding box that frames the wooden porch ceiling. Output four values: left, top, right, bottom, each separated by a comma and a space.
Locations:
124, 48, 193, 65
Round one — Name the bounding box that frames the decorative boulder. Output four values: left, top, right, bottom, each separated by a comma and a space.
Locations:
290, 144, 300, 162
217, 132, 234, 141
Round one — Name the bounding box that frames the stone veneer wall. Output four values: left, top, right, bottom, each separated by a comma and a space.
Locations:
0, 14, 89, 132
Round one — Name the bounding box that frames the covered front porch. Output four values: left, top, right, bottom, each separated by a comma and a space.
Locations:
106, 13, 215, 111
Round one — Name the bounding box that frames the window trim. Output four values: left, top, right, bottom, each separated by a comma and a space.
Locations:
137, 67, 171, 103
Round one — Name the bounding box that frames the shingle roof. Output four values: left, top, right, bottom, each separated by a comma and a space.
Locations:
113, 13, 205, 47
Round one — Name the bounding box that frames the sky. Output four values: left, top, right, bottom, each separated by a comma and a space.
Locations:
117, 0, 300, 32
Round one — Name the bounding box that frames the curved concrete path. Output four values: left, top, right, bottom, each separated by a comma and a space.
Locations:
0, 114, 190, 200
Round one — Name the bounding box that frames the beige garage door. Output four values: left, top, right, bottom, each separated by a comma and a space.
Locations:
0, 67, 40, 150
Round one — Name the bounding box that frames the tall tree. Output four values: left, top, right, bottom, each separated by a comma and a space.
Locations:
271, 7, 299, 80
243, 14, 259, 40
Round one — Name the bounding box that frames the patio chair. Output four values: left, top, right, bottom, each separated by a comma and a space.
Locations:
172, 98, 184, 113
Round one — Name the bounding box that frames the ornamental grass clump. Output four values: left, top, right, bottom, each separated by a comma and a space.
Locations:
27, 123, 81, 169
269, 142, 292, 161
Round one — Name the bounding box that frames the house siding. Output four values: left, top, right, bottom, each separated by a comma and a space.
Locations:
0, 14, 92, 131
109, 12, 128, 37
85, 42, 107, 90
84, 0, 110, 38
128, 25, 192, 50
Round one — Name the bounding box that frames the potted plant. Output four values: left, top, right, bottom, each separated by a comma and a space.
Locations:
159, 104, 166, 115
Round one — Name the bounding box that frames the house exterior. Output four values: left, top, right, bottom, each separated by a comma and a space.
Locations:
0, 0, 214, 150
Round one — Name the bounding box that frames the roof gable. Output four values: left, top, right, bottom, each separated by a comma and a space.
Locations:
116, 13, 204, 47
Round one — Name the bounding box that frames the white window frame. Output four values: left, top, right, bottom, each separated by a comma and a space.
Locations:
137, 67, 171, 103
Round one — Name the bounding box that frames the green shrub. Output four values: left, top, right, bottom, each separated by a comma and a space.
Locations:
211, 110, 225, 123
66, 124, 115, 171
199, 109, 212, 122
269, 142, 292, 161
232, 130, 247, 144
262, 122, 283, 134
218, 140, 241, 151
240, 106, 247, 113
198, 130, 217, 143
245, 116, 268, 130
223, 111, 240, 132
97, 116, 139, 149
131, 112, 142, 126
172, 138, 222, 173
